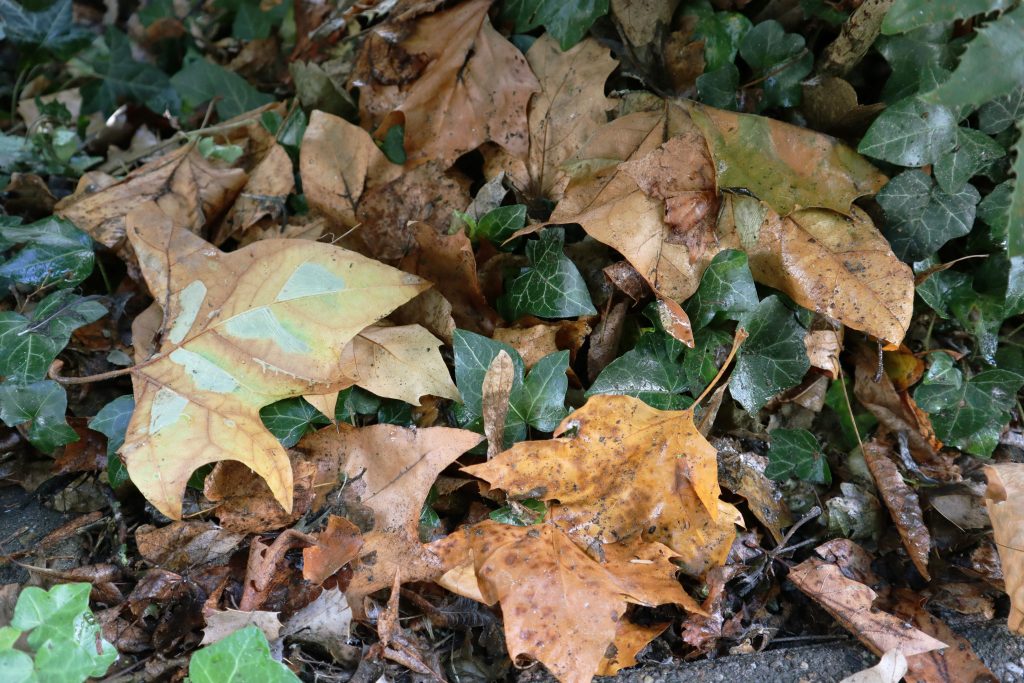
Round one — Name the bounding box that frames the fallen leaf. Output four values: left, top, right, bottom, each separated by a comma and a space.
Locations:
214, 143, 294, 245
464, 394, 742, 576
440, 520, 700, 683
983, 463, 1024, 634
493, 319, 591, 370
716, 440, 793, 543
120, 205, 428, 519
204, 454, 319, 533
239, 528, 315, 611
587, 301, 628, 383
136, 521, 245, 572
596, 621, 670, 676
805, 328, 842, 379
281, 587, 359, 665
483, 351, 515, 459
296, 423, 484, 601
302, 515, 364, 586
862, 439, 931, 580
201, 608, 282, 645
56, 145, 247, 248
788, 555, 947, 657
352, 0, 538, 169
840, 650, 907, 683
929, 582, 995, 621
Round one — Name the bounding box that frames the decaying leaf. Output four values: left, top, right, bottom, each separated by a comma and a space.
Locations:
983, 463, 1024, 634
239, 528, 315, 611
493, 319, 591, 370
56, 145, 247, 248
203, 454, 319, 533
840, 650, 907, 683
596, 621, 670, 676
302, 515, 364, 586
215, 143, 294, 245
862, 439, 931, 580
464, 394, 742, 576
483, 350, 515, 459
296, 423, 484, 601
120, 205, 428, 519
716, 440, 793, 543
438, 520, 701, 683
201, 609, 282, 645
788, 554, 947, 657
282, 587, 359, 665
352, 0, 539, 168
135, 521, 244, 572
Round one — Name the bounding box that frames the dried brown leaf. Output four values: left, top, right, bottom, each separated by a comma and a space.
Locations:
215, 143, 294, 245
201, 609, 282, 645
863, 439, 931, 580
135, 521, 244, 572
482, 350, 515, 459
302, 515, 364, 586
983, 463, 1024, 634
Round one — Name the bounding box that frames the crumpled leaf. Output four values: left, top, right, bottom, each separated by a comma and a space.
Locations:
352, 0, 539, 168
983, 463, 1024, 635
302, 515, 364, 586
201, 609, 282, 645
56, 144, 247, 248
135, 521, 245, 572
281, 588, 358, 665
120, 204, 428, 519
464, 394, 742, 576
436, 520, 699, 683
215, 143, 294, 245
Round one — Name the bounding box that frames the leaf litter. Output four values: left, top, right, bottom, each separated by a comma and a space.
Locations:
1, 1, 1022, 682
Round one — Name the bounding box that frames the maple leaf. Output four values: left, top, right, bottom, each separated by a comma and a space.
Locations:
351, 0, 539, 168
435, 520, 701, 683
119, 204, 429, 519
295, 423, 484, 601
464, 394, 741, 576
983, 463, 1024, 634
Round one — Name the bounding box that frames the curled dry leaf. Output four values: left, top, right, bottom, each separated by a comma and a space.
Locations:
493, 318, 591, 369
302, 515, 364, 586
862, 439, 931, 580
282, 587, 359, 665
239, 528, 315, 611
596, 621, 671, 676
296, 423, 484, 601
120, 205, 428, 519
716, 441, 793, 543
56, 145, 247, 248
788, 555, 947, 657
437, 520, 701, 683
214, 143, 294, 245
983, 463, 1024, 634
352, 0, 538, 169
204, 454, 319, 534
502, 36, 618, 203
135, 521, 244, 572
201, 608, 282, 645
464, 394, 742, 576
483, 350, 515, 459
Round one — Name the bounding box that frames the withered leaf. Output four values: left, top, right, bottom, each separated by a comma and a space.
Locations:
135, 521, 244, 572
302, 515, 364, 586
983, 463, 1024, 634
215, 143, 294, 245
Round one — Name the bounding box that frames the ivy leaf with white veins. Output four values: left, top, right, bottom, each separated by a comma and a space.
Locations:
978, 86, 1024, 135
260, 397, 330, 447
0, 217, 94, 288
684, 249, 758, 330
730, 295, 810, 414
857, 97, 957, 167
119, 204, 429, 519
877, 170, 980, 262
766, 428, 830, 484
587, 332, 692, 410
0, 380, 78, 453
934, 127, 1004, 195
498, 228, 597, 320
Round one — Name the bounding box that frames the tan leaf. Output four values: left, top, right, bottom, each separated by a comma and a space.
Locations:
788, 556, 947, 657
338, 324, 460, 405
302, 515, 364, 586
296, 423, 484, 601
717, 443, 793, 543
482, 350, 515, 459
464, 394, 741, 576
201, 609, 281, 645
442, 520, 700, 683
862, 439, 931, 580
805, 328, 842, 379
840, 650, 907, 683
55, 145, 247, 248
120, 205, 428, 519
983, 463, 1024, 634
717, 194, 913, 345
281, 588, 359, 665
493, 319, 591, 369
204, 455, 319, 533
135, 521, 244, 572
352, 0, 539, 168
239, 529, 315, 611
215, 143, 294, 245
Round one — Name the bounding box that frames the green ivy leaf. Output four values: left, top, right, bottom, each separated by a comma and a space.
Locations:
0, 217, 94, 288
978, 85, 1024, 134
0, 380, 77, 453
378, 124, 406, 165
586, 332, 692, 410
513, 350, 570, 432
474, 205, 527, 246
858, 97, 957, 167
335, 386, 382, 423
685, 249, 758, 330
730, 296, 810, 414
765, 428, 830, 484
934, 127, 1004, 194
877, 169, 980, 262
0, 649, 33, 683
171, 57, 273, 120
0, 0, 92, 63
498, 229, 596, 320
90, 395, 134, 489
227, 0, 291, 40
197, 137, 244, 164
876, 27, 954, 103
81, 28, 180, 116
978, 179, 1012, 247
914, 354, 1024, 456
1006, 123, 1024, 316
259, 397, 330, 447
824, 379, 878, 451
188, 626, 299, 683
924, 6, 1024, 111
500, 0, 609, 51
683, 327, 733, 397
882, 0, 1013, 35
696, 64, 740, 110
682, 4, 752, 72
738, 20, 813, 109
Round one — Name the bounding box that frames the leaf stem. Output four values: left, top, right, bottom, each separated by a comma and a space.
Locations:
693, 327, 748, 407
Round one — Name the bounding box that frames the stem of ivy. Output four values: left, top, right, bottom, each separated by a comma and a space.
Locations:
739, 48, 810, 90
95, 257, 114, 295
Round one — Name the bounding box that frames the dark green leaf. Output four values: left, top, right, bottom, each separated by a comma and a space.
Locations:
924, 6, 1024, 111
586, 332, 692, 410
683, 327, 733, 397
511, 350, 570, 432
0, 0, 92, 62
171, 57, 273, 120
0, 293, 105, 384
682, 5, 751, 72
914, 259, 970, 318
0, 380, 77, 453
696, 64, 740, 110
882, 0, 1013, 34
934, 127, 1004, 194
978, 86, 1024, 134
876, 28, 955, 103
188, 626, 300, 683
685, 249, 758, 330
377, 399, 415, 426
474, 205, 527, 245
858, 97, 957, 167
378, 124, 406, 165
738, 20, 813, 109
0, 217, 94, 287
90, 395, 134, 489
500, 0, 609, 51
765, 428, 830, 484
260, 397, 330, 447
81, 28, 179, 115
877, 169, 980, 261
824, 379, 877, 451
1006, 124, 1024, 316
453, 330, 525, 430
730, 296, 810, 414
914, 354, 1024, 456
498, 229, 596, 320
978, 179, 1011, 247
335, 387, 382, 423
232, 0, 290, 39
